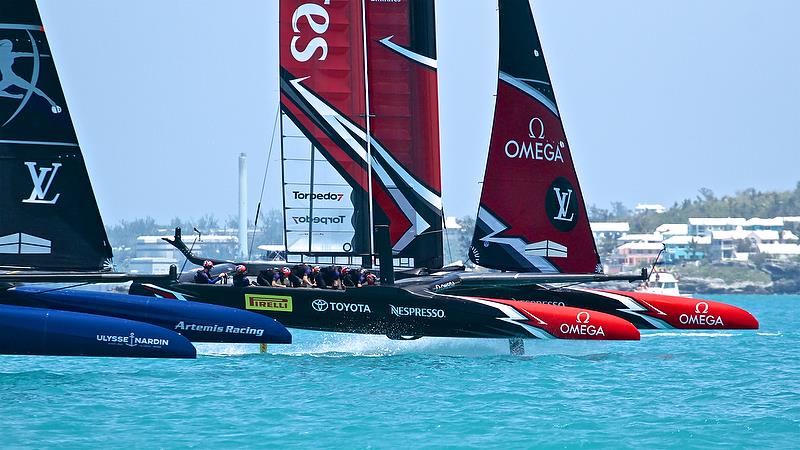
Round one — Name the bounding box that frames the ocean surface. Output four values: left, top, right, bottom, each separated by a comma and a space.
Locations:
1, 295, 798, 449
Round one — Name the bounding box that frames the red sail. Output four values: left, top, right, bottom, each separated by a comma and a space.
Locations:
364, 0, 443, 268
279, 0, 372, 258
279, 0, 443, 268
469, 0, 600, 274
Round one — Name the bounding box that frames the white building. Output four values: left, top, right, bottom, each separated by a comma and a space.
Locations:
656, 223, 689, 238
614, 242, 665, 267
757, 243, 800, 258
590, 222, 630, 240
128, 236, 178, 274
618, 233, 663, 243
744, 217, 784, 231
688, 218, 747, 236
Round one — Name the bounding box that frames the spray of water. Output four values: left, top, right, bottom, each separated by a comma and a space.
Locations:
194, 331, 513, 357
193, 329, 643, 358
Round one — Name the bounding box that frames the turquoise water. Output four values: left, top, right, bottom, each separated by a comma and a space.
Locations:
1, 295, 798, 449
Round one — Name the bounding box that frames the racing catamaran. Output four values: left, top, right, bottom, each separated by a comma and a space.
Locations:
135, 0, 649, 346
437, 0, 759, 331
144, 0, 757, 344
0, 0, 291, 358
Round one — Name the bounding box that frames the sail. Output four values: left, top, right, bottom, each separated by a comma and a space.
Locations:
363, 0, 443, 269
469, 0, 601, 274
279, 0, 443, 269
279, 1, 370, 260
0, 0, 112, 271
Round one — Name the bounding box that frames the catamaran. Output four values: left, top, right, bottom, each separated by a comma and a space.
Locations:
135, 0, 757, 352
0, 0, 291, 358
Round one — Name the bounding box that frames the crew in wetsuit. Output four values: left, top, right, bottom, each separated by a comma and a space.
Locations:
315, 265, 341, 289
341, 267, 361, 288
361, 270, 377, 286
194, 260, 225, 284
232, 265, 253, 287
256, 268, 273, 286
311, 266, 326, 288
289, 264, 309, 287
272, 268, 288, 287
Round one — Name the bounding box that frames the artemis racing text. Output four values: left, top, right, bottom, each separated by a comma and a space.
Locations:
174, 321, 265, 337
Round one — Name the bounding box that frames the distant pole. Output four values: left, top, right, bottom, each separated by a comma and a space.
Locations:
238, 153, 248, 259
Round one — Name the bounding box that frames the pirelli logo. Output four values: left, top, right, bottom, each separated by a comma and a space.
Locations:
244, 294, 293, 313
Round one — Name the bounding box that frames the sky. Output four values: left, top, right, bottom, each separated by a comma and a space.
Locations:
36, 0, 800, 226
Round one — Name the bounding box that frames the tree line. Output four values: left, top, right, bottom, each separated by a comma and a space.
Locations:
105, 210, 477, 268
589, 182, 800, 233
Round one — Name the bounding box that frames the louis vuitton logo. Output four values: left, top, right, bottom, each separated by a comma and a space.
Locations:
22, 161, 61, 204
552, 187, 574, 222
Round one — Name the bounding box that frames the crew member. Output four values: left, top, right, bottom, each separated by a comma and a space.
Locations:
194, 260, 225, 284
311, 266, 326, 288
272, 268, 288, 287
362, 270, 377, 286
282, 267, 293, 287
341, 267, 361, 288
232, 265, 252, 287
256, 267, 273, 286
289, 264, 308, 287
316, 265, 341, 289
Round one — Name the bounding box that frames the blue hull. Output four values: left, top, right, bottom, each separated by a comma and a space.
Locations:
0, 304, 196, 358
3, 286, 291, 344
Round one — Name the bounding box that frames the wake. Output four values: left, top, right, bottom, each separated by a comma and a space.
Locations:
194, 330, 636, 358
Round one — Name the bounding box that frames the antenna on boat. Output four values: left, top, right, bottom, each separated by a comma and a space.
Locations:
646, 244, 668, 282
178, 228, 202, 277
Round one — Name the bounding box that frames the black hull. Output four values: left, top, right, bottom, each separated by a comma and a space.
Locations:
131, 280, 642, 341
132, 274, 757, 337
134, 283, 533, 339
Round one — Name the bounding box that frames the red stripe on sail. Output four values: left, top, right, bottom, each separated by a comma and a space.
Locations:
479, 81, 598, 273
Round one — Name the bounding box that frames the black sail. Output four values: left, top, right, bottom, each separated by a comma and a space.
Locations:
0, 0, 112, 270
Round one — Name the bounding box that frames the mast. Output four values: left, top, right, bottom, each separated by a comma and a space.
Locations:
238, 153, 247, 259
361, 0, 375, 261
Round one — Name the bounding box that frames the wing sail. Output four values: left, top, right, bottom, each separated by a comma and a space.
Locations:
469, 0, 600, 274
279, 0, 444, 269
363, 0, 444, 269
0, 0, 112, 271
279, 1, 372, 261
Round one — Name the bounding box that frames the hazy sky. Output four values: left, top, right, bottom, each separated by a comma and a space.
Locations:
37, 0, 800, 226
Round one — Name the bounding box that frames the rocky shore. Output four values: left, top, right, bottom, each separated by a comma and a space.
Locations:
591, 261, 800, 295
